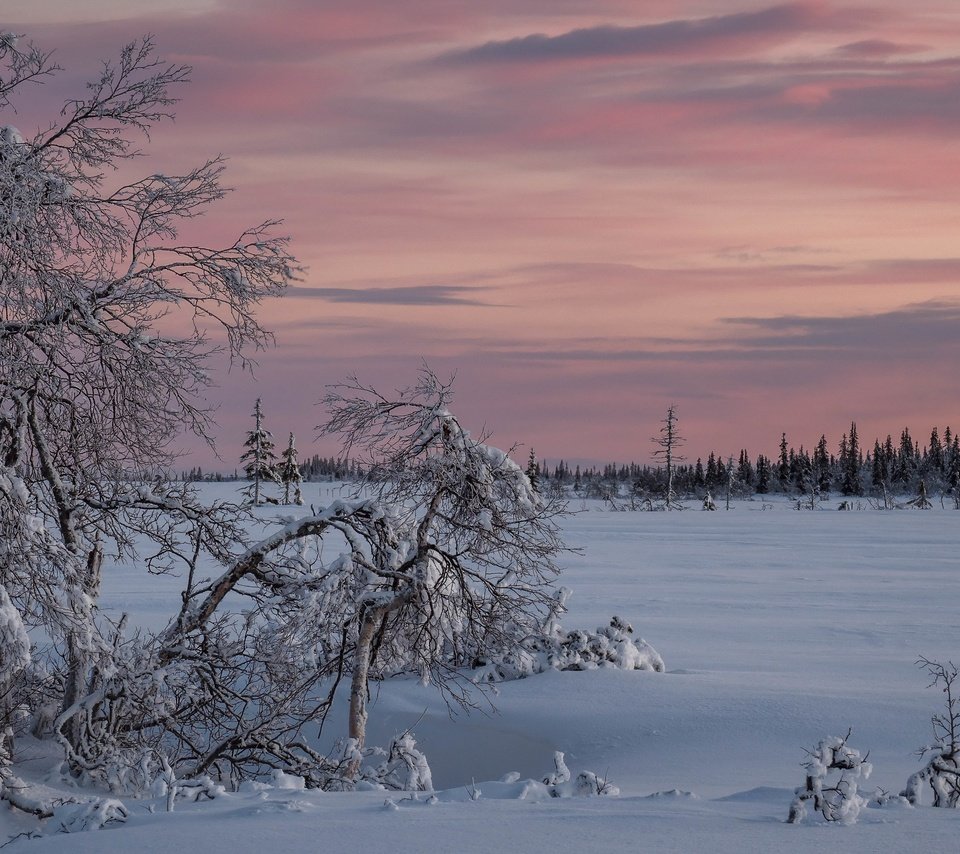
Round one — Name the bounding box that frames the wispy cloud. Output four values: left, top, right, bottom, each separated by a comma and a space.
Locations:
833, 38, 928, 57
441, 3, 831, 65
285, 284, 493, 305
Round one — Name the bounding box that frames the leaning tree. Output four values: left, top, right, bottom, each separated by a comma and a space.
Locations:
130, 368, 568, 788
318, 369, 568, 778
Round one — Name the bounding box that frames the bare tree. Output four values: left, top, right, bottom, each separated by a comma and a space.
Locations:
652, 405, 685, 510
0, 31, 296, 769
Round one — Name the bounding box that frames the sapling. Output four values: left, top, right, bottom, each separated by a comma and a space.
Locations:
902, 657, 959, 807
787, 729, 871, 824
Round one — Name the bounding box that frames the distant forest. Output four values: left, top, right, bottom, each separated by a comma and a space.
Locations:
182, 455, 362, 483
536, 423, 958, 504
183, 422, 959, 502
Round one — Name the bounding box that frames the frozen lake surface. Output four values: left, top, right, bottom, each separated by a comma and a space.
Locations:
8, 487, 960, 852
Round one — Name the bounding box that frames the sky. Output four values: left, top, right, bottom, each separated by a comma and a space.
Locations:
5, 1, 960, 469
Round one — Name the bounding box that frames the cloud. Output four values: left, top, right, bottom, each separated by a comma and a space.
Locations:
722, 299, 960, 354
453, 299, 960, 365
285, 284, 492, 306
833, 38, 927, 57
441, 3, 831, 65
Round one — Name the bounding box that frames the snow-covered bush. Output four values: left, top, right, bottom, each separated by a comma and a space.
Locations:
902, 657, 959, 808
472, 613, 664, 683
49, 797, 129, 833
364, 733, 433, 792
787, 730, 871, 824
541, 752, 618, 797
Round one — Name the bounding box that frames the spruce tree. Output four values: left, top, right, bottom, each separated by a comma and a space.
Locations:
813, 435, 831, 494
871, 440, 888, 493
694, 458, 705, 489
949, 435, 960, 491
736, 449, 755, 487
895, 428, 916, 486
706, 452, 719, 489
777, 433, 790, 489
279, 432, 304, 505
755, 454, 771, 494
525, 447, 541, 494
928, 427, 944, 475
841, 422, 863, 496
240, 398, 279, 506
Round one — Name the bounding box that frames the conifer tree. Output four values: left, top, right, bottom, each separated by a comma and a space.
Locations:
705, 452, 719, 489
928, 427, 944, 475
841, 422, 863, 496
279, 432, 304, 505
240, 398, 279, 505
736, 449, 755, 487
813, 435, 831, 494
694, 458, 705, 489
895, 428, 916, 486
871, 439, 888, 494
777, 433, 790, 489
949, 436, 960, 491
755, 454, 771, 494
525, 447, 541, 494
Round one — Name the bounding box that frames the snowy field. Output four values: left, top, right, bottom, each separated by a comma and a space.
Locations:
6, 486, 960, 852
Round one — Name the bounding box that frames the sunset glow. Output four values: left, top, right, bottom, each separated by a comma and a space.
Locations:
9, 0, 960, 467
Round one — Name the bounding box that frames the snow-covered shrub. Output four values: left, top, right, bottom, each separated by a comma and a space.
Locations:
902, 657, 959, 808
49, 797, 129, 833
473, 614, 664, 683
364, 733, 433, 792
173, 775, 226, 802
542, 751, 570, 786
540, 752, 618, 797
787, 730, 871, 824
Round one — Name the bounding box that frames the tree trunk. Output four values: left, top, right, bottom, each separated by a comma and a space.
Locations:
346, 606, 385, 782
59, 543, 103, 747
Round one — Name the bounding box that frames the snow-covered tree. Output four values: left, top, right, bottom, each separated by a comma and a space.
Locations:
525, 447, 541, 494
241, 398, 279, 505
318, 369, 568, 780
84, 368, 570, 790
279, 431, 304, 505
0, 31, 296, 785
787, 730, 871, 824
903, 658, 959, 807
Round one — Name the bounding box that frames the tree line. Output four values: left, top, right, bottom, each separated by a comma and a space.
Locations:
531, 422, 960, 501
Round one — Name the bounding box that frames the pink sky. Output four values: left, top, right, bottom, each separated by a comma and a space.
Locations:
7, 1, 960, 469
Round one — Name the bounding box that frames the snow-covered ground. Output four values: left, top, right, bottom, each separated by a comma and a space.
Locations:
5, 487, 959, 852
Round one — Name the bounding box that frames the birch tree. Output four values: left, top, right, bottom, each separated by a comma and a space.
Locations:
318, 369, 568, 779
0, 31, 296, 764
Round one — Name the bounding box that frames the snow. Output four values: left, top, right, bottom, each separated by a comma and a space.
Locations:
5, 487, 959, 851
